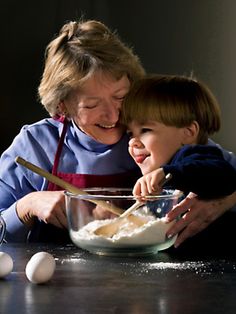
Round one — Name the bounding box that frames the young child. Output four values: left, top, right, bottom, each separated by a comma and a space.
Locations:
121, 74, 236, 199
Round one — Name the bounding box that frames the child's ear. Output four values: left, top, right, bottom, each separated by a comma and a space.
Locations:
182, 121, 199, 144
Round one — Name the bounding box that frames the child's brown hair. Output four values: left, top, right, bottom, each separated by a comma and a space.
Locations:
122, 74, 221, 144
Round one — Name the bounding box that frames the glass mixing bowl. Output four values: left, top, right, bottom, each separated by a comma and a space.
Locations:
65, 188, 182, 257
0, 215, 6, 245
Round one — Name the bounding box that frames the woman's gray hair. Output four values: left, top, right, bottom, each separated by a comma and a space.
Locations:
38, 20, 145, 117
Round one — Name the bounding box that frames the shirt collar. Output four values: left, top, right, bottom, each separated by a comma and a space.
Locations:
71, 120, 112, 152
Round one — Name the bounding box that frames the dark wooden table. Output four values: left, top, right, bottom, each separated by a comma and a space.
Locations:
1, 242, 236, 314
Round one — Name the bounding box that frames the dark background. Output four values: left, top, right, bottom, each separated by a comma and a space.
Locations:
1, 0, 235, 155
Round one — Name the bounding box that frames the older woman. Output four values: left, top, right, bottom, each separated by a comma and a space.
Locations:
0, 20, 235, 245
0, 20, 144, 242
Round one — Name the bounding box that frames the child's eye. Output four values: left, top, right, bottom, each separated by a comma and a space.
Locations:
141, 128, 152, 133
126, 130, 133, 138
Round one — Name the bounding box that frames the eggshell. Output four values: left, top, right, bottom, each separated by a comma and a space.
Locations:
0, 252, 13, 278
25, 251, 56, 284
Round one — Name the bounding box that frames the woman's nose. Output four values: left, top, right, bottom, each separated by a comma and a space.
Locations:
103, 101, 120, 121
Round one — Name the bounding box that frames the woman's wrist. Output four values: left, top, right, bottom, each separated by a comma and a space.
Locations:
16, 197, 35, 228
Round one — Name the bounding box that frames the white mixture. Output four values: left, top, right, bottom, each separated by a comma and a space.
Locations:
71, 213, 177, 250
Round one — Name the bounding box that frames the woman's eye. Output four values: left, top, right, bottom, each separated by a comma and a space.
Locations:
83, 104, 98, 109
114, 96, 125, 101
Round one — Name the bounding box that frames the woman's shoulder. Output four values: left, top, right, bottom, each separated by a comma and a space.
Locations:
7, 118, 63, 153
1, 118, 63, 170
20, 118, 61, 134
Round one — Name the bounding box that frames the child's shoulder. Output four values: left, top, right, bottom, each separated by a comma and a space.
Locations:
175, 144, 223, 160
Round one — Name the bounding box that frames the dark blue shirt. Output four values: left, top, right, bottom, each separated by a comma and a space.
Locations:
163, 145, 236, 199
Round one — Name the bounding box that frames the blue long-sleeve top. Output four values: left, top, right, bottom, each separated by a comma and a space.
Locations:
0, 118, 139, 242
163, 145, 236, 199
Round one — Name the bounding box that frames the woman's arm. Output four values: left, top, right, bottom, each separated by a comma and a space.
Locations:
164, 143, 236, 248
166, 191, 236, 248
0, 120, 66, 242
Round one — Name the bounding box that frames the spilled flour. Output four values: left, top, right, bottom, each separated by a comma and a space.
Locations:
145, 261, 206, 270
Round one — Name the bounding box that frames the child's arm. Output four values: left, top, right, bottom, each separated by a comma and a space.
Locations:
162, 145, 236, 199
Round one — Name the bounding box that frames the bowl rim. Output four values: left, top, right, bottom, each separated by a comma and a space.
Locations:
64, 188, 182, 200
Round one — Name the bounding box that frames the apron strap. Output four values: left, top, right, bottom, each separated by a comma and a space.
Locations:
47, 117, 68, 190
51, 117, 68, 176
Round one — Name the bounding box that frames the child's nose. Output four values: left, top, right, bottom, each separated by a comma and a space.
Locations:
129, 137, 143, 148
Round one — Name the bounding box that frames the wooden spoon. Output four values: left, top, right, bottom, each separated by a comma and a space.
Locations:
94, 173, 172, 237
15, 156, 124, 215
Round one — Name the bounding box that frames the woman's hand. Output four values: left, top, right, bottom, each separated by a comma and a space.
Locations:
16, 191, 67, 229
92, 205, 117, 220
166, 191, 236, 248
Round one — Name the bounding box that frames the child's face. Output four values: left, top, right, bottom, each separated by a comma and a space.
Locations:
127, 120, 186, 175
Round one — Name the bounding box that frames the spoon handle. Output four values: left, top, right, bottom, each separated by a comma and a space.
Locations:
119, 173, 172, 219
15, 156, 123, 215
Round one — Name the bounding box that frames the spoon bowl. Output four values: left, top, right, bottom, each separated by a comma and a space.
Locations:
94, 173, 172, 237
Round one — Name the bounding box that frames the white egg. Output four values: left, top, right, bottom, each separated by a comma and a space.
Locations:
0, 252, 13, 278
25, 251, 56, 284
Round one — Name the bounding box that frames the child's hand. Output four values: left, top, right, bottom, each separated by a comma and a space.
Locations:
133, 168, 166, 197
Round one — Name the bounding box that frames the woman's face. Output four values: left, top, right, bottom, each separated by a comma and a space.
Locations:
127, 120, 186, 175
64, 72, 130, 145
